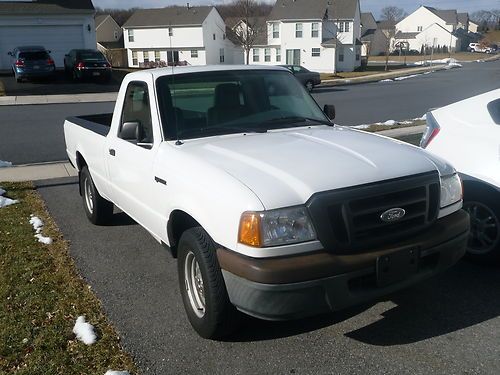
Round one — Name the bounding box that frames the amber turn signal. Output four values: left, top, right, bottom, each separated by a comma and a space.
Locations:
238, 212, 261, 247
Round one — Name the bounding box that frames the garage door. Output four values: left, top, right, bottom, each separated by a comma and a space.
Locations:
0, 25, 84, 69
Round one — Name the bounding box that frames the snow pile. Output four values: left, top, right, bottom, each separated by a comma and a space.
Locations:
29, 215, 53, 245
0, 160, 12, 168
394, 74, 422, 81
0, 187, 19, 208
352, 124, 371, 129
379, 120, 397, 126
105, 371, 130, 375
73, 316, 97, 345
445, 62, 462, 69
414, 114, 427, 121
379, 79, 393, 83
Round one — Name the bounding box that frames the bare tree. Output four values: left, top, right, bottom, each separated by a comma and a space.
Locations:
379, 6, 405, 71
231, 0, 267, 64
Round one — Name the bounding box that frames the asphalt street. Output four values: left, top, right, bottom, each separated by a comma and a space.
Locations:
1, 59, 499, 165
38, 178, 500, 375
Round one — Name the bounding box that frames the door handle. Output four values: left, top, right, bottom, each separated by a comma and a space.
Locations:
109, 149, 116, 156
155, 176, 167, 185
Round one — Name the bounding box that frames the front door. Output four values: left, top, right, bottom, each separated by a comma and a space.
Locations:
286, 49, 300, 65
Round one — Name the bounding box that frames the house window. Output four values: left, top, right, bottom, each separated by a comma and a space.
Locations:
312, 48, 321, 57
276, 47, 281, 62
191, 50, 198, 58
132, 51, 138, 66
417, 26, 423, 32
345, 22, 350, 32
264, 48, 271, 62
143, 51, 149, 64
312, 23, 319, 38
168, 27, 173, 37
338, 21, 350, 33
155, 51, 160, 62
253, 48, 260, 62
338, 22, 344, 32
296, 23, 303, 38
219, 48, 225, 63
213, 33, 216, 40
273, 23, 280, 38
223, 33, 226, 40
338, 46, 344, 62
114, 30, 118, 40
128, 29, 134, 42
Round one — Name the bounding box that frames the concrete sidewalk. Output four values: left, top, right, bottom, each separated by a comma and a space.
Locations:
0, 161, 77, 182
0, 92, 118, 106
0, 126, 426, 182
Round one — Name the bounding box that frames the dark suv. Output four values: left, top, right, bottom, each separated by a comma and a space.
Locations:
8, 46, 56, 82
64, 49, 112, 82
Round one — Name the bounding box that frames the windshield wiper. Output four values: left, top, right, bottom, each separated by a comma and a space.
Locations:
177, 126, 267, 139
260, 116, 334, 128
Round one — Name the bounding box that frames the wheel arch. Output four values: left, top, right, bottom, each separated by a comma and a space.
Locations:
167, 210, 203, 258
75, 152, 87, 196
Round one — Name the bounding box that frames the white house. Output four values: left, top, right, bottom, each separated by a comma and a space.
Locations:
469, 21, 479, 33
249, 0, 362, 73
123, 5, 242, 68
0, 0, 96, 70
394, 6, 465, 52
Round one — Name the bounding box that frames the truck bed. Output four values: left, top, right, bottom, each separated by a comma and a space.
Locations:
66, 113, 113, 137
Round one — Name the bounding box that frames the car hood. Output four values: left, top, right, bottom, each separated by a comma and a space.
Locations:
181, 126, 447, 209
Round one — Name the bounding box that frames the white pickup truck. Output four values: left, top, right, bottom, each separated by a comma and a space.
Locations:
64, 65, 469, 339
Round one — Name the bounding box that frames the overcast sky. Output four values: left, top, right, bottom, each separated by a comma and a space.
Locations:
92, 0, 498, 18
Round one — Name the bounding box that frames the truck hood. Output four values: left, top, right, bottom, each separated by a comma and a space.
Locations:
182, 126, 447, 209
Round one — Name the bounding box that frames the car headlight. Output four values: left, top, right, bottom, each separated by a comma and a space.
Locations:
440, 174, 462, 208
238, 206, 316, 247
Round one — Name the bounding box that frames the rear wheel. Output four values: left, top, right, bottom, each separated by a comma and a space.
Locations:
177, 227, 240, 339
463, 189, 500, 263
80, 166, 113, 225
305, 80, 314, 92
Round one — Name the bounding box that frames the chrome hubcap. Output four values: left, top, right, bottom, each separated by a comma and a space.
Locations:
464, 201, 500, 254
184, 251, 205, 318
84, 177, 94, 214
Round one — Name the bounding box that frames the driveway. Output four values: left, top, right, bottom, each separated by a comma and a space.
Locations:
38, 177, 500, 375
0, 69, 121, 96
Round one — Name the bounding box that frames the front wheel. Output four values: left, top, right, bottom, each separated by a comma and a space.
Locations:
80, 166, 113, 225
463, 190, 500, 263
177, 227, 240, 339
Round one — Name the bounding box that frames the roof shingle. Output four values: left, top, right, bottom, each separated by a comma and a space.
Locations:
269, 0, 358, 21
0, 0, 94, 14
123, 6, 213, 28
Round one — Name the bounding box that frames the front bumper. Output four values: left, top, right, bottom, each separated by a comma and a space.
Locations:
218, 210, 469, 320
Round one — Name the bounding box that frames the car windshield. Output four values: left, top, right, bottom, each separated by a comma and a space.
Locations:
19, 51, 49, 60
78, 51, 105, 61
156, 70, 329, 140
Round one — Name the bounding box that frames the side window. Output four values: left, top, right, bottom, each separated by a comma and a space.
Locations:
487, 99, 500, 125
119, 82, 154, 146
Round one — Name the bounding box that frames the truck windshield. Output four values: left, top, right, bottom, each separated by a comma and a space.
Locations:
156, 70, 330, 140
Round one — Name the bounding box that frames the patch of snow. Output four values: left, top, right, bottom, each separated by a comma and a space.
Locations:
0, 188, 19, 208
29, 216, 44, 234
73, 316, 97, 345
400, 120, 413, 125
445, 62, 462, 69
352, 124, 371, 129
0, 160, 12, 168
379, 79, 393, 83
394, 74, 422, 81
414, 114, 427, 121
105, 371, 130, 375
377, 120, 397, 126
35, 234, 53, 245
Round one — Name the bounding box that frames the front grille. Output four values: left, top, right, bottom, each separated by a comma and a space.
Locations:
307, 172, 440, 253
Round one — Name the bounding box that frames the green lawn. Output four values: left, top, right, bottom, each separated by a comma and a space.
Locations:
0, 183, 136, 374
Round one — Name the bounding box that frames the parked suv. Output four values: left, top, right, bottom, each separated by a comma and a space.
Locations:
8, 46, 55, 82
468, 43, 495, 54
64, 49, 112, 82
421, 89, 500, 262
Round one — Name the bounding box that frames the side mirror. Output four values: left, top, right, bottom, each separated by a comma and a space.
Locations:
47, 50, 52, 54
324, 104, 336, 120
120, 121, 140, 141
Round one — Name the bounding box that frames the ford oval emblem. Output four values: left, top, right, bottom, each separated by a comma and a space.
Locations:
380, 208, 406, 223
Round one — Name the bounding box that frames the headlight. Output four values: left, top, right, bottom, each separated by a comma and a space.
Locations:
440, 174, 462, 208
238, 206, 316, 248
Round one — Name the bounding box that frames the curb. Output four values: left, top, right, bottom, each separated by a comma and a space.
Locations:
0, 80, 5, 96
0, 125, 426, 182
0, 92, 118, 106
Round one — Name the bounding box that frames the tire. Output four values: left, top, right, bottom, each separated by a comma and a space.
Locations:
80, 166, 113, 225
305, 80, 314, 92
463, 188, 500, 263
177, 227, 240, 339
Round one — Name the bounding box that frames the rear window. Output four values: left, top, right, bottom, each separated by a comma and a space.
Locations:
487, 99, 500, 125
19, 51, 49, 60
78, 51, 105, 61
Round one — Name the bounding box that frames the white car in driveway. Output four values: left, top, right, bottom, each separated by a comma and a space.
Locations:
421, 88, 500, 262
